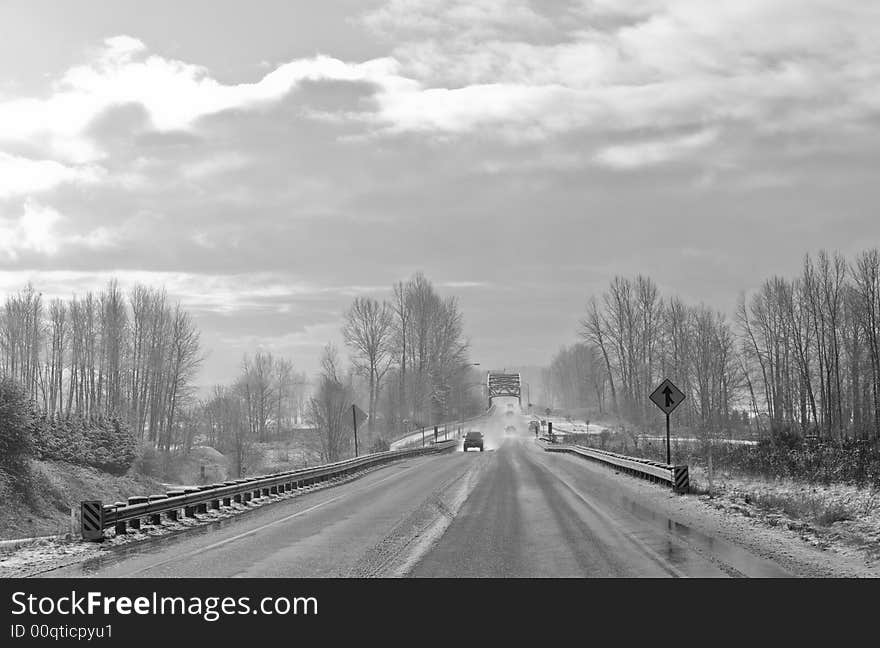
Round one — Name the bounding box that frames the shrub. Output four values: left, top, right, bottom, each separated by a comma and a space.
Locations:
0, 378, 34, 474
132, 443, 164, 479
83, 416, 136, 474
32, 413, 136, 475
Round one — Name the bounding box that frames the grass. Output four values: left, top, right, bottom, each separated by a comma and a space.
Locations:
687, 466, 880, 529
750, 491, 852, 526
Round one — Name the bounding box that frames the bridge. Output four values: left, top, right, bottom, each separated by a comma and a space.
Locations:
487, 371, 521, 406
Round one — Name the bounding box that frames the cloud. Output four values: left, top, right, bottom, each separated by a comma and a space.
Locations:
0, 152, 104, 198
0, 201, 118, 261
439, 281, 492, 289
0, 36, 402, 164
363, 0, 880, 148
181, 153, 252, 180
0, 268, 398, 314
6, 2, 880, 176
0, 201, 63, 258
363, 0, 555, 40
593, 128, 719, 170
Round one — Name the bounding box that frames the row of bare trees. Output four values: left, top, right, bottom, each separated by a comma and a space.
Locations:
738, 250, 880, 440
560, 249, 880, 442
0, 282, 202, 449
341, 272, 479, 441
199, 352, 308, 475
541, 343, 607, 412
574, 274, 739, 435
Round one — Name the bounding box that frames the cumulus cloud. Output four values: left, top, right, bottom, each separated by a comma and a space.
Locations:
0, 201, 122, 261
0, 36, 401, 164
365, 0, 880, 145
0, 201, 63, 259
5, 2, 880, 172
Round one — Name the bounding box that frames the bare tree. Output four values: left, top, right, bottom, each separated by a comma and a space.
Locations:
308, 344, 354, 462
343, 297, 394, 437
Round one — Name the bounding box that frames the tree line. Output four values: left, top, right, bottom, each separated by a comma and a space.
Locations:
546, 249, 880, 443
339, 272, 481, 443
0, 272, 478, 478
199, 352, 307, 476
1, 282, 201, 451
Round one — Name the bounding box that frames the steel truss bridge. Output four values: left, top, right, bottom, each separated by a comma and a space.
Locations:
487, 371, 521, 406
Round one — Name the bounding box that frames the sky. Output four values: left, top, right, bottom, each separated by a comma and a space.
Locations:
1, 0, 879, 389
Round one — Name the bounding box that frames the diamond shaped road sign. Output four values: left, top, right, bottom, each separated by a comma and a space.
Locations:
650, 378, 686, 415
347, 404, 368, 430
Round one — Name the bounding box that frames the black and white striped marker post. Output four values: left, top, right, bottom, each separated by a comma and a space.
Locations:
81, 500, 104, 541
673, 466, 689, 493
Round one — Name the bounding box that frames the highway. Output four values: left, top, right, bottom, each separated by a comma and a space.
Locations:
41, 398, 793, 578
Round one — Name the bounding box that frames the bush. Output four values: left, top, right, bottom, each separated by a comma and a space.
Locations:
84, 416, 136, 474
32, 413, 136, 475
133, 443, 164, 479
0, 378, 35, 474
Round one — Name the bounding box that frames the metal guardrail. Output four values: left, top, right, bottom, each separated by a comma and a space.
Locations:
540, 441, 689, 493
81, 441, 458, 541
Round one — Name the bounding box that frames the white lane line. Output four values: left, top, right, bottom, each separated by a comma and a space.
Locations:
121, 464, 421, 576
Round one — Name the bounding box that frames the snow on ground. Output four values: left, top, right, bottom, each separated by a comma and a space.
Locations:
688, 467, 880, 566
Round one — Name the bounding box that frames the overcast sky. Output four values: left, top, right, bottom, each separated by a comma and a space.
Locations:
1, 0, 879, 387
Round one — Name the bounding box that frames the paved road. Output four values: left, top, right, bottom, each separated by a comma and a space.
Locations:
410, 436, 791, 577
43, 450, 478, 578
41, 400, 792, 578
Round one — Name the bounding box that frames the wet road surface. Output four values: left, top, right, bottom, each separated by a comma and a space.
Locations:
409, 436, 792, 577
42, 451, 478, 578
40, 404, 792, 578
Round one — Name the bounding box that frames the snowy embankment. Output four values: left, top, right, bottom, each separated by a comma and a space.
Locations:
688, 467, 880, 565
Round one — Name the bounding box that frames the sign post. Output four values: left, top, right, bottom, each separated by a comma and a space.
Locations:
349, 404, 368, 457
649, 378, 686, 465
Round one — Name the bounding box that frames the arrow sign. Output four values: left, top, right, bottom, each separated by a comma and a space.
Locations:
650, 378, 685, 415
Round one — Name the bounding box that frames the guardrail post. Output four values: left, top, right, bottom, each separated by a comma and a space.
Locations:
112, 502, 126, 534
183, 488, 199, 517
80, 500, 104, 541
147, 495, 165, 525
673, 466, 689, 493
127, 496, 148, 529
165, 490, 184, 521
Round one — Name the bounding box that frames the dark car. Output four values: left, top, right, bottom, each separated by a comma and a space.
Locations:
463, 431, 484, 452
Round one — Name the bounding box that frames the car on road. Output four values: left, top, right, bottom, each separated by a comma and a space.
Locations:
504, 425, 516, 435
463, 431, 484, 452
